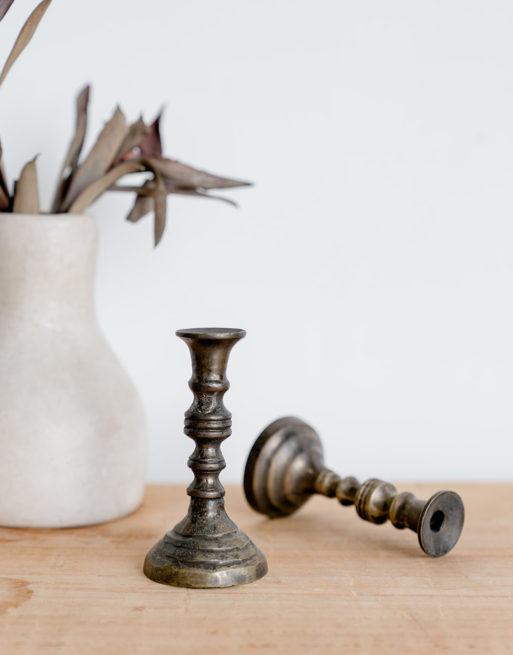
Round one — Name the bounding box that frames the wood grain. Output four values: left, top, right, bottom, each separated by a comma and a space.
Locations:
0, 484, 511, 654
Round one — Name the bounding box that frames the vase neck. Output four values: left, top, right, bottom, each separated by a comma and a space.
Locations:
0, 214, 97, 324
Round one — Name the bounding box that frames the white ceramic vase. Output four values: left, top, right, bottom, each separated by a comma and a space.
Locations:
0, 214, 146, 528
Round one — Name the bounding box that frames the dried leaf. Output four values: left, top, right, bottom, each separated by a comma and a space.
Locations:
127, 193, 154, 223
118, 163, 166, 245
0, 0, 52, 89
132, 157, 166, 245
0, 140, 10, 199
0, 144, 8, 209
0, 185, 8, 211
139, 157, 168, 246
114, 117, 150, 164
12, 157, 39, 214
0, 0, 15, 23
138, 114, 162, 157
68, 161, 144, 214
132, 118, 250, 190
146, 155, 251, 190
0, 146, 8, 208
51, 85, 90, 213
61, 106, 128, 211
153, 188, 167, 246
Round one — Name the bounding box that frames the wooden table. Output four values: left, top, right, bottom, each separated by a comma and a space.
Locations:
0, 484, 511, 654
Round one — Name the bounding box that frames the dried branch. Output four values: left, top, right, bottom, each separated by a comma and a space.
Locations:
12, 157, 39, 214
0, 10, 252, 246
0, 0, 52, 89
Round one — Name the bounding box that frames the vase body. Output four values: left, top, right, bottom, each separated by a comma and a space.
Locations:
0, 214, 146, 528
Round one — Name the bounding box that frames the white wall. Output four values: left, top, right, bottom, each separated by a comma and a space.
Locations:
1, 0, 512, 483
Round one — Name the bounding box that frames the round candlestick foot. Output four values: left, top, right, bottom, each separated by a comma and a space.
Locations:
144, 529, 268, 588
244, 417, 322, 518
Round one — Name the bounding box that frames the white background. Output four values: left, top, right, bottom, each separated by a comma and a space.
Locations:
1, 0, 512, 483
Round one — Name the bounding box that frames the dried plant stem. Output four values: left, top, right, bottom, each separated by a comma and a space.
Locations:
109, 185, 154, 196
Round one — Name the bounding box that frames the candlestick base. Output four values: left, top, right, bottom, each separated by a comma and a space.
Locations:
144, 499, 268, 588
244, 416, 323, 518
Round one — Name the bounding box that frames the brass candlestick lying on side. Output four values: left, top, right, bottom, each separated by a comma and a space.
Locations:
244, 417, 464, 557
144, 328, 267, 588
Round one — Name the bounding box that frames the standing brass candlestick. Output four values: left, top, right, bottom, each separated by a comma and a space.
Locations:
144, 328, 267, 588
244, 417, 464, 558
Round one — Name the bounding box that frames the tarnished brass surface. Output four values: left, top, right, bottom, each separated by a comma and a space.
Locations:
244, 417, 464, 558
144, 328, 268, 588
